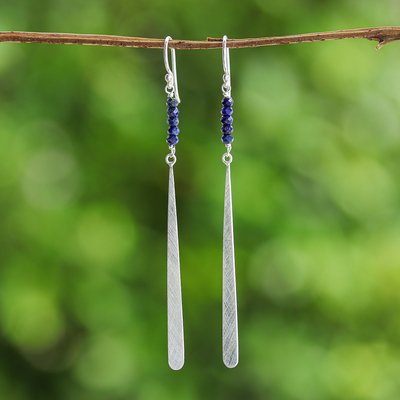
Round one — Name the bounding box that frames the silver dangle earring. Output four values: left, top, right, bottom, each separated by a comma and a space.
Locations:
164, 36, 184, 371
220, 35, 239, 368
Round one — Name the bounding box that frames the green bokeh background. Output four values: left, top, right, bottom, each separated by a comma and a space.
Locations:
1, 0, 400, 399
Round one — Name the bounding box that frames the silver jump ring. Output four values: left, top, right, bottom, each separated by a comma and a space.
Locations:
222, 83, 231, 95
222, 144, 233, 165
165, 73, 173, 86
222, 152, 233, 166
166, 145, 176, 166
165, 153, 177, 166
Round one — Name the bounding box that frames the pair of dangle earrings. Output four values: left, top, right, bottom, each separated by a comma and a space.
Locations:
164, 36, 238, 370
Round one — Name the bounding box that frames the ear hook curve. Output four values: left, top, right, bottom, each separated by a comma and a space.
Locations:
164, 36, 181, 103
222, 35, 231, 97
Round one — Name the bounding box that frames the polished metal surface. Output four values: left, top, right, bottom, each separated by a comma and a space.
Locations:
164, 36, 181, 103
222, 162, 239, 368
222, 35, 231, 97
167, 164, 184, 370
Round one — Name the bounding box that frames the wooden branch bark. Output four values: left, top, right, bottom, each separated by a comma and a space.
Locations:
1, 27, 400, 50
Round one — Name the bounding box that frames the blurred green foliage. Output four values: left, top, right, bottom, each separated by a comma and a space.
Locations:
1, 0, 400, 399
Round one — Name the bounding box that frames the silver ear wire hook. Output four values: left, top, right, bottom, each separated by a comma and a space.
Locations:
222, 35, 231, 98
164, 36, 181, 103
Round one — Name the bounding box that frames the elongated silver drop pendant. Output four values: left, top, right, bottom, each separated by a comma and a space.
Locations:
222, 146, 239, 368
164, 36, 184, 371
166, 149, 184, 370
220, 35, 238, 368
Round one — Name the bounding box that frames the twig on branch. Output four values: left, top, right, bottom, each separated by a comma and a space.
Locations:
0, 27, 400, 50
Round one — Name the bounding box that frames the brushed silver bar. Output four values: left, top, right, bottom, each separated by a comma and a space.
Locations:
222, 162, 239, 368
167, 165, 184, 370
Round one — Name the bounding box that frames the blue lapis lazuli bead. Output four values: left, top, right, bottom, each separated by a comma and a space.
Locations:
222, 97, 234, 107
167, 117, 179, 127
221, 106, 233, 116
167, 107, 179, 117
167, 126, 180, 135
221, 124, 234, 134
221, 134, 234, 144
220, 115, 233, 125
166, 97, 179, 107
167, 135, 179, 145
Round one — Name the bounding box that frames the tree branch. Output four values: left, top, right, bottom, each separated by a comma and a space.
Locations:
1, 27, 400, 50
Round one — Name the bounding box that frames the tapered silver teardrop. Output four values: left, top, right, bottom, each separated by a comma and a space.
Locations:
167, 164, 185, 370
222, 162, 239, 368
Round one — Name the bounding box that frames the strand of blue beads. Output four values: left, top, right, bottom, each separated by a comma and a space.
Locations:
221, 97, 234, 144
166, 97, 180, 145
